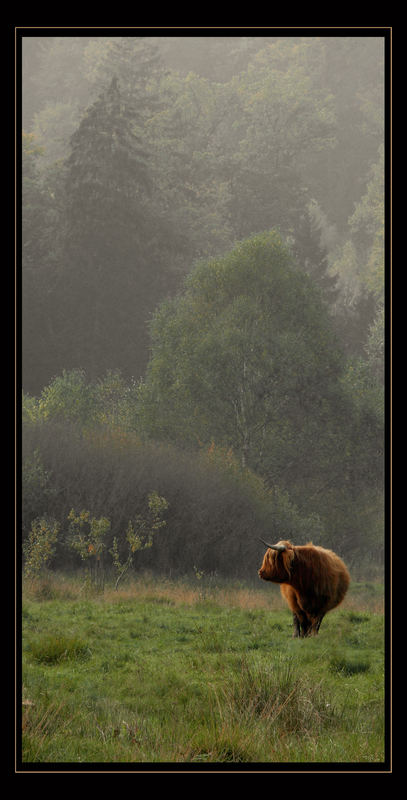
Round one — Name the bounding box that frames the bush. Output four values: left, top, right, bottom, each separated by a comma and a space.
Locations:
22, 420, 321, 580
23, 516, 60, 580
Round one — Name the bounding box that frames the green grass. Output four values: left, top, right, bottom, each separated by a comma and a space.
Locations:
21, 573, 386, 765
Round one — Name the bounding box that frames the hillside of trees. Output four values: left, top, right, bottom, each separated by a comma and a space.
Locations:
21, 33, 387, 579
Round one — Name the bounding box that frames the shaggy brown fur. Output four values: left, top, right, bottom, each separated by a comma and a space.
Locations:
258, 540, 350, 637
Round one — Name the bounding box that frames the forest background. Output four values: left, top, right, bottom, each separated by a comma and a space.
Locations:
20, 32, 387, 581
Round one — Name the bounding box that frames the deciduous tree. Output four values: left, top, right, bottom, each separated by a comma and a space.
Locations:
139, 231, 347, 494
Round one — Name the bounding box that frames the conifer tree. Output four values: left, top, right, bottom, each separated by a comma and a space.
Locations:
56, 77, 159, 380
291, 205, 339, 307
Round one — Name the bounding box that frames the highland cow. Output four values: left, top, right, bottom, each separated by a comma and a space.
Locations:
258, 539, 350, 637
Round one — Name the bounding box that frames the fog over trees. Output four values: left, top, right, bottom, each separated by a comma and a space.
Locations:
21, 32, 387, 579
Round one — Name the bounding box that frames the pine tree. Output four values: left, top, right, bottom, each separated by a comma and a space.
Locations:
56, 77, 159, 380
291, 205, 339, 306
85, 37, 163, 116
65, 75, 150, 254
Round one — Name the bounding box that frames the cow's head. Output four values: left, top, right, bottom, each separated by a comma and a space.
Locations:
258, 540, 295, 583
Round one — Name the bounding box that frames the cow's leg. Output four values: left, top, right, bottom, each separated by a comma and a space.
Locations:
308, 601, 328, 635
292, 613, 301, 638
300, 616, 312, 637
281, 586, 309, 638
313, 615, 324, 634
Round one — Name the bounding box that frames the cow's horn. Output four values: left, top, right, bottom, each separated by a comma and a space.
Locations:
259, 538, 286, 552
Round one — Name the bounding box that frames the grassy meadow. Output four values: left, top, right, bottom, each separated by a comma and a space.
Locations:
21, 572, 386, 767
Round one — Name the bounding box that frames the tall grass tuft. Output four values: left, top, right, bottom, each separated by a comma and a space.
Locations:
29, 634, 90, 665
186, 656, 342, 763
217, 657, 338, 734
329, 655, 370, 676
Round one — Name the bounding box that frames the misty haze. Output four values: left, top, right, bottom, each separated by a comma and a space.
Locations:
20, 31, 388, 767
